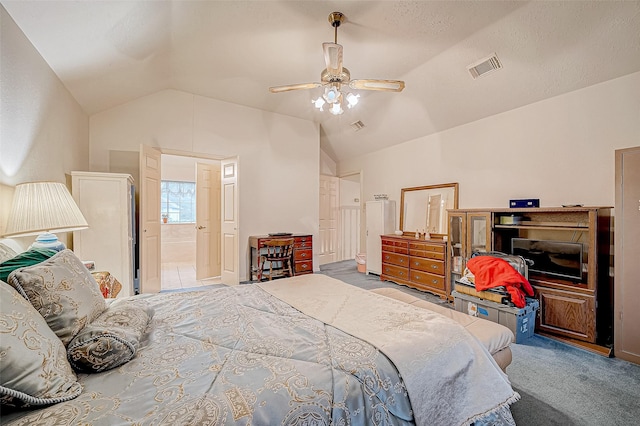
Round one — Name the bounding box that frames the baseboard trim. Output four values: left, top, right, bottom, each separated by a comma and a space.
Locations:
537, 332, 613, 357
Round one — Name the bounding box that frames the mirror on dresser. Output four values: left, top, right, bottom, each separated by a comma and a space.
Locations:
400, 183, 459, 236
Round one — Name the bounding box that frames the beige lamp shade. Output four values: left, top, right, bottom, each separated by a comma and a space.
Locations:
2, 181, 89, 238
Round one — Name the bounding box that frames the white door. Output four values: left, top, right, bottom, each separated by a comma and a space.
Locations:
221, 157, 239, 285
139, 145, 162, 293
196, 162, 221, 280
319, 175, 338, 265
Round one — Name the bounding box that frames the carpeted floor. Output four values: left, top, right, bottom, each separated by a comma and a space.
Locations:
319, 260, 640, 426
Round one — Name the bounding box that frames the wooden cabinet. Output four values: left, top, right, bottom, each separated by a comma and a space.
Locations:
249, 234, 313, 281
71, 172, 136, 298
447, 207, 612, 352
381, 235, 448, 298
365, 200, 396, 275
293, 235, 313, 275
614, 147, 640, 364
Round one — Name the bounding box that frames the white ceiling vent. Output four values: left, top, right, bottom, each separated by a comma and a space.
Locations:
467, 53, 502, 80
350, 120, 365, 131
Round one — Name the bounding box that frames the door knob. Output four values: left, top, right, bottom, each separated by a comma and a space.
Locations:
197, 226, 206, 230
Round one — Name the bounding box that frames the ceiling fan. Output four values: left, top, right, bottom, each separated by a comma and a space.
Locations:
269, 12, 405, 115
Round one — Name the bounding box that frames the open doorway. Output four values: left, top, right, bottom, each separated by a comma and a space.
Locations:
338, 172, 362, 262
160, 154, 221, 291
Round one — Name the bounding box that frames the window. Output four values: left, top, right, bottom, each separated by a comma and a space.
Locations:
161, 181, 196, 223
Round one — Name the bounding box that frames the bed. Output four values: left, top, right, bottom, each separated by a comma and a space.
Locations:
1, 249, 518, 425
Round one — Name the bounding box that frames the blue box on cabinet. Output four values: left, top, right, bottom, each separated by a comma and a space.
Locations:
452, 291, 539, 343
509, 198, 540, 208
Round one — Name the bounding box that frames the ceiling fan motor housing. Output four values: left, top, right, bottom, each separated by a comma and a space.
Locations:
321, 67, 350, 83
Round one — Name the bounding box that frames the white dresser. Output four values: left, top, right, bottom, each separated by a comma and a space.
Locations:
71, 172, 136, 298
365, 200, 396, 275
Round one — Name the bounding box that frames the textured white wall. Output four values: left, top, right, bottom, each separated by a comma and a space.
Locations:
0, 6, 88, 187
89, 89, 320, 280
340, 72, 640, 217
0, 6, 89, 249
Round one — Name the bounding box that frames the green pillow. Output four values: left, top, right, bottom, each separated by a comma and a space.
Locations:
0, 248, 57, 283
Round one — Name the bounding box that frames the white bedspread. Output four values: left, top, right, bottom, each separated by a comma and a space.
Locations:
259, 274, 519, 426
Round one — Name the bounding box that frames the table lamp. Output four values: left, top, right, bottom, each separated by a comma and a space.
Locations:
2, 181, 88, 251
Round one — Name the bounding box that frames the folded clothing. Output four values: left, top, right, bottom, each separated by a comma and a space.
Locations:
0, 248, 57, 283
467, 256, 534, 308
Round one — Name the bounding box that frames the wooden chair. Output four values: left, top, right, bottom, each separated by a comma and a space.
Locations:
260, 238, 294, 281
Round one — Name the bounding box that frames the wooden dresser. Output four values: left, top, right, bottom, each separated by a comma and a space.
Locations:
249, 234, 313, 281
293, 235, 313, 275
380, 235, 448, 298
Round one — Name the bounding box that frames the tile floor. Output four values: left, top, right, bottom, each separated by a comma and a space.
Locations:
161, 262, 222, 291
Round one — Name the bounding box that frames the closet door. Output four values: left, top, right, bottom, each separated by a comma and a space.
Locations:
614, 147, 640, 364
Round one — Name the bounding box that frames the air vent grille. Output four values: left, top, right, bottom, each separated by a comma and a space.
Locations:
467, 53, 502, 80
350, 120, 365, 131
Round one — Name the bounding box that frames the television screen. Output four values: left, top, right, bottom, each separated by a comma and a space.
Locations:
511, 238, 583, 281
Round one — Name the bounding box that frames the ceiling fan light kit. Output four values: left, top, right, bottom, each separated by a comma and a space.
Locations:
269, 11, 405, 116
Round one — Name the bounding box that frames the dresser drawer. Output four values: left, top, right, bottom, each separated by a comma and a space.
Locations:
410, 270, 445, 290
294, 249, 312, 262
382, 238, 409, 254
382, 244, 409, 254
410, 257, 445, 275
294, 238, 312, 249
409, 241, 445, 253
382, 264, 409, 281
409, 242, 445, 260
382, 251, 409, 268
295, 260, 313, 274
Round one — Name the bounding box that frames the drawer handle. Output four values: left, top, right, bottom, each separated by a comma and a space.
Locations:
399, 259, 404, 263
301, 264, 308, 270
431, 265, 438, 269
414, 262, 420, 266
432, 279, 438, 284
385, 255, 390, 260
301, 253, 307, 258
415, 275, 420, 279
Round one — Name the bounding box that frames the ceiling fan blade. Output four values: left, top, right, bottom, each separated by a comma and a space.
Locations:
269, 82, 322, 93
349, 79, 405, 92
323, 42, 343, 77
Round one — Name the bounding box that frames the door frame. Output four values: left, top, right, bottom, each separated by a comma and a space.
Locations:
338, 170, 363, 261
140, 148, 233, 290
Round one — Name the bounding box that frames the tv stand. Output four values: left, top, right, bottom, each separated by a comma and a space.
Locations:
448, 207, 612, 352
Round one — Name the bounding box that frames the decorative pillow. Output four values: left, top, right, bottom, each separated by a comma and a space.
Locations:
91, 271, 123, 298
0, 282, 82, 408
67, 301, 153, 373
6, 249, 107, 346
0, 242, 18, 263
0, 248, 57, 283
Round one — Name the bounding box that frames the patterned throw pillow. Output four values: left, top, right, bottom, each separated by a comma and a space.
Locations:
0, 282, 82, 408
67, 301, 153, 373
7, 249, 107, 346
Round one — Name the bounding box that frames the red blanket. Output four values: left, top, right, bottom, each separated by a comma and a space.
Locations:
466, 256, 534, 308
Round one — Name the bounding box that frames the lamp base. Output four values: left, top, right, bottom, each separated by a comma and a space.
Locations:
29, 232, 66, 252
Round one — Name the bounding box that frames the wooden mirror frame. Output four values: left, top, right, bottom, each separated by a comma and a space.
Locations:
399, 183, 459, 237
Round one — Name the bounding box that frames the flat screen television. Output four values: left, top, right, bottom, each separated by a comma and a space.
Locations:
511, 238, 583, 281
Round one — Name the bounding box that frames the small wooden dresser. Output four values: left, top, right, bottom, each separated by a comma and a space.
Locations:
293, 235, 313, 275
380, 235, 448, 298
249, 234, 313, 281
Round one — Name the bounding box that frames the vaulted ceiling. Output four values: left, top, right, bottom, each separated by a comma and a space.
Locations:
3, 1, 639, 163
